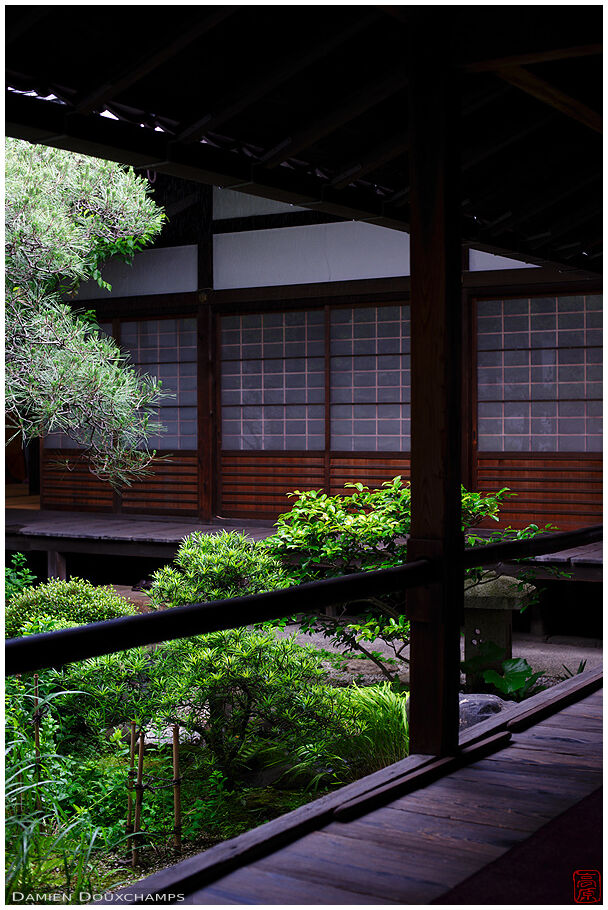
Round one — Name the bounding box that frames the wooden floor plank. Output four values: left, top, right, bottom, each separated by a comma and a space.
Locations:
452, 762, 601, 797
535, 713, 603, 733
323, 815, 506, 864
256, 830, 448, 903
389, 779, 581, 826
494, 743, 602, 771
186, 865, 395, 905
514, 727, 602, 751
358, 805, 525, 850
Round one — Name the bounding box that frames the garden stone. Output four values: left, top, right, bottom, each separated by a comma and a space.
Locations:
458, 693, 509, 730
405, 692, 508, 732
464, 572, 536, 687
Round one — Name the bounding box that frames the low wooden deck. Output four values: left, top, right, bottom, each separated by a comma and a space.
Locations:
5, 509, 603, 582
104, 670, 602, 905
5, 509, 275, 562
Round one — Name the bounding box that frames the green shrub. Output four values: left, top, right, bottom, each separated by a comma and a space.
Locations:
277, 683, 410, 790
149, 530, 291, 608
5, 552, 37, 603
266, 477, 514, 584
6, 577, 137, 638
150, 627, 355, 784
5, 678, 108, 903
264, 478, 544, 681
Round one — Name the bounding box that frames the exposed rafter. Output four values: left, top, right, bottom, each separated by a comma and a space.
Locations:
330, 129, 410, 189
527, 202, 602, 249
175, 13, 377, 142
259, 68, 408, 168
5, 90, 409, 233
463, 43, 602, 72
4, 4, 602, 275
496, 66, 602, 133
6, 8, 49, 45
73, 8, 234, 114
487, 174, 601, 236
462, 113, 555, 171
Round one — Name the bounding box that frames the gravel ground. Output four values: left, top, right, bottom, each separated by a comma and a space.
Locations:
272, 619, 603, 687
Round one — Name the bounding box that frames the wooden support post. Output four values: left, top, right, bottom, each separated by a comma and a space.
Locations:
132, 730, 145, 868
198, 301, 215, 520
47, 549, 66, 580
126, 721, 136, 841
172, 724, 182, 852
407, 26, 463, 757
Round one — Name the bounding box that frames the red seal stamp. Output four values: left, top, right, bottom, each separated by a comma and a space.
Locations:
573, 870, 601, 903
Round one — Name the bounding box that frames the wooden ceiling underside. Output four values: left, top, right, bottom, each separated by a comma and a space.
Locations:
5, 5, 603, 273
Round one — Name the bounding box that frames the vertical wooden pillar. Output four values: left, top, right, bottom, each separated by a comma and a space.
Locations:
407, 31, 463, 756
47, 549, 67, 580
197, 183, 215, 520
197, 299, 215, 519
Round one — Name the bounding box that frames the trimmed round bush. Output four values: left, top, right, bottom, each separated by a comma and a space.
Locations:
6, 577, 138, 638
149, 530, 291, 608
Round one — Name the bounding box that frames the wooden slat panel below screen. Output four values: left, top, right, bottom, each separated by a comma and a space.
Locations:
476, 454, 602, 530
121, 453, 199, 515
219, 451, 411, 519
219, 452, 325, 519
41, 451, 114, 512
330, 454, 410, 495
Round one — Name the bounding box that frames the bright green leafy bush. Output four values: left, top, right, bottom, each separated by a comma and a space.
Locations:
6, 577, 137, 638
266, 478, 514, 584
149, 530, 291, 607
264, 478, 544, 680
266, 477, 412, 582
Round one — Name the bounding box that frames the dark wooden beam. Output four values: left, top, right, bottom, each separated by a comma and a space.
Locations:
486, 174, 600, 236
463, 43, 602, 73
407, 36, 463, 756
6, 90, 600, 275
176, 13, 377, 142
259, 68, 408, 168
5, 91, 409, 233
197, 302, 215, 520
527, 201, 602, 250
330, 129, 410, 189
462, 113, 554, 172
74, 9, 234, 114
6, 8, 50, 45
496, 66, 602, 133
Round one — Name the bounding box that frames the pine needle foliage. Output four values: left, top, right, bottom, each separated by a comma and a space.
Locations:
5, 138, 166, 487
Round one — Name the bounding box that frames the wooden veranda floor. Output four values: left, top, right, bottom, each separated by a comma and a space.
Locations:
5, 508, 603, 582
104, 670, 602, 905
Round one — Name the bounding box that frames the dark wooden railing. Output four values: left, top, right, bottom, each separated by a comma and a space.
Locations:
5, 523, 602, 677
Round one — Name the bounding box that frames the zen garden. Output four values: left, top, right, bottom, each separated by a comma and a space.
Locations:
3, 9, 602, 900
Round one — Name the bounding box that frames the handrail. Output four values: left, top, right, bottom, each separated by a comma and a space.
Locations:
5, 559, 433, 675
5, 523, 602, 676
462, 522, 603, 568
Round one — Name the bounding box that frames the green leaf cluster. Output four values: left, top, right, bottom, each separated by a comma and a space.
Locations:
483, 658, 546, 701
5, 552, 37, 603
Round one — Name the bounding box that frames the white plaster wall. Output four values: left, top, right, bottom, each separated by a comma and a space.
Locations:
213, 221, 411, 289
469, 248, 538, 271
213, 187, 304, 219
74, 244, 198, 299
